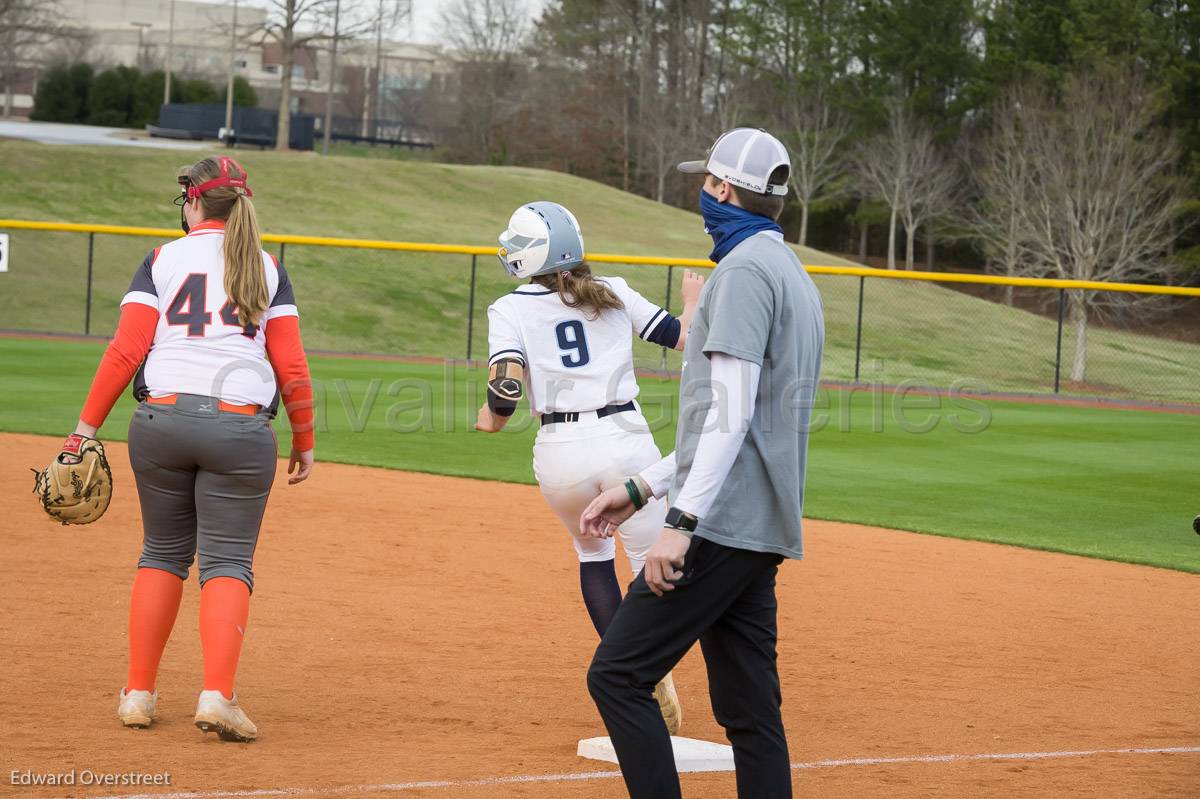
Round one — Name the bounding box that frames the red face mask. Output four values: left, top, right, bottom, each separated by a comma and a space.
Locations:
176, 156, 253, 234
186, 156, 253, 200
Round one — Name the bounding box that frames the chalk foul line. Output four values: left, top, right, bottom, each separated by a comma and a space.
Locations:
71, 745, 1200, 799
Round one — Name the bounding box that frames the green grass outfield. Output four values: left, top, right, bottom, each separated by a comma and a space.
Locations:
4, 337, 1197, 573
1, 141, 1197, 403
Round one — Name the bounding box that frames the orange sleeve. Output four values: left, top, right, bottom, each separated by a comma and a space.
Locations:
79, 303, 160, 429
264, 315, 315, 452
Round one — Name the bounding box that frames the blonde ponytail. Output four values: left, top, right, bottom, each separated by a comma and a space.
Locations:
181, 156, 268, 326
531, 263, 624, 319
223, 194, 268, 326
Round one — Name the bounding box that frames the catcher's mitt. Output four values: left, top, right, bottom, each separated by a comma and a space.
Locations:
32, 433, 113, 525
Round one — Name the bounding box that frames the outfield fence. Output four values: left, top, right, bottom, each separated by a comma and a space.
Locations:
1, 218, 1198, 406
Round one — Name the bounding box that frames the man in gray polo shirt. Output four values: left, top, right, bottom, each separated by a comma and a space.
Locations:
580, 128, 824, 799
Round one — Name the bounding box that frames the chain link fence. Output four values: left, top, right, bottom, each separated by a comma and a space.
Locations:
1, 221, 1197, 407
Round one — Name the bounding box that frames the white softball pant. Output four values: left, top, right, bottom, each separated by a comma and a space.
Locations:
533, 410, 667, 577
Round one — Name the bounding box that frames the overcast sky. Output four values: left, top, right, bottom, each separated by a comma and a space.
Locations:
401, 0, 551, 44
219, 0, 547, 46
409, 0, 449, 44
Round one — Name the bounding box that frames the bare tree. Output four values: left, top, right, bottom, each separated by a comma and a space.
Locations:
987, 70, 1186, 382
969, 96, 1034, 306
783, 88, 849, 246
253, 0, 397, 150
440, 0, 528, 63
853, 100, 958, 270
438, 0, 529, 162
636, 6, 711, 203
897, 125, 959, 270
851, 100, 913, 269
0, 0, 69, 118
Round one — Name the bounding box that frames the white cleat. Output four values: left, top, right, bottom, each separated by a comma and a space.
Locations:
655, 673, 682, 735
118, 689, 157, 729
194, 690, 257, 742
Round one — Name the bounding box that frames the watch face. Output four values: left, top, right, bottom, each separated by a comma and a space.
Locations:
666, 507, 696, 531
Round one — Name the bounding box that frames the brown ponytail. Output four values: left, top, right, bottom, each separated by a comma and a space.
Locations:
181, 157, 268, 326
531, 263, 624, 319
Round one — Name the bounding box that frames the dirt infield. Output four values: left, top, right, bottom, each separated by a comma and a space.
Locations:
2, 432, 1197, 798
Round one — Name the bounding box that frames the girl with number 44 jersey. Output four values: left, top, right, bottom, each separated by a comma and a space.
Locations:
475, 201, 703, 734
52, 156, 315, 742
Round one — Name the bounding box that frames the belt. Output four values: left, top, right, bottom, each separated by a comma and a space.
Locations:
146, 393, 261, 417
541, 400, 636, 427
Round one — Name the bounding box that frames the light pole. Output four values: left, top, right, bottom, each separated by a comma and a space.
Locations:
321, 0, 342, 155
372, 0, 383, 138
130, 22, 152, 70
223, 0, 239, 143
163, 0, 176, 105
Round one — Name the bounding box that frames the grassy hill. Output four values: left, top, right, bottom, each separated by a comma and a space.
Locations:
0, 140, 1196, 402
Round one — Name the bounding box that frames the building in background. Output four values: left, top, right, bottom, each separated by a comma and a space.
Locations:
249, 34, 451, 144
58, 0, 264, 74
4, 0, 452, 144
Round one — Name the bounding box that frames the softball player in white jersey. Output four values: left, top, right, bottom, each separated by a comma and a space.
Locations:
475, 201, 702, 732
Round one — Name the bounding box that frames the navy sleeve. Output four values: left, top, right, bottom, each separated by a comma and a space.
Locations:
643, 314, 682, 348
270, 257, 297, 308
126, 249, 158, 297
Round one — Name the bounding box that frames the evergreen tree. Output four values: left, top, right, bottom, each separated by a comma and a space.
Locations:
221, 76, 258, 108
29, 64, 83, 122
88, 65, 139, 126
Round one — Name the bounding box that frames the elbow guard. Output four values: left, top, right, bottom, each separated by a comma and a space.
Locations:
487, 358, 525, 417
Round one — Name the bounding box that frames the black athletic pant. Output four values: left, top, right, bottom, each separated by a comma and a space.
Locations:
587, 537, 790, 799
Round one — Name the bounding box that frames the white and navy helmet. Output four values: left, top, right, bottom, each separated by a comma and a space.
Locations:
497, 201, 585, 279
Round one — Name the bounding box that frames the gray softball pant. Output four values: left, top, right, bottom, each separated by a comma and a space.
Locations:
127, 393, 277, 591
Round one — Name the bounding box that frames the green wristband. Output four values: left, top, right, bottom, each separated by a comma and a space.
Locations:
624, 478, 646, 510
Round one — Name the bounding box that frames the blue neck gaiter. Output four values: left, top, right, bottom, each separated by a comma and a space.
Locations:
699, 188, 783, 262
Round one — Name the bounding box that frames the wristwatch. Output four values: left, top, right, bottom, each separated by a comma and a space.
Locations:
664, 507, 698, 533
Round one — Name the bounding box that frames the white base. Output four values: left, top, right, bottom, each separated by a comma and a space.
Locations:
577, 736, 735, 773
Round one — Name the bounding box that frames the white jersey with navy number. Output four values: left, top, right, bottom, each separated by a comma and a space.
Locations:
486, 276, 677, 416
121, 221, 298, 407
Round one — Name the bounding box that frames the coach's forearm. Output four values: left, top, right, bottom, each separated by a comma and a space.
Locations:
673, 353, 760, 519
638, 452, 677, 499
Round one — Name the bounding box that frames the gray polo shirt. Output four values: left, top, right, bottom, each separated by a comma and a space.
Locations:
669, 231, 825, 559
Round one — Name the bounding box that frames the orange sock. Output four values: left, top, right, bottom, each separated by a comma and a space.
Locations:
126, 567, 184, 693
200, 577, 251, 700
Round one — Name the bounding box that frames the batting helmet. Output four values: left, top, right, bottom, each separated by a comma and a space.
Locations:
497, 201, 585, 279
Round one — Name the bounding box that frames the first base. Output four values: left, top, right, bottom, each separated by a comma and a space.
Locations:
577, 736, 735, 773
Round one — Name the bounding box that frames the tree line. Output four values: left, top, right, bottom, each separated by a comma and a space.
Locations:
429, 0, 1199, 382
30, 65, 257, 129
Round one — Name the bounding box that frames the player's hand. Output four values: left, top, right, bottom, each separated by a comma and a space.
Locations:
59, 421, 100, 464
644, 528, 692, 596
475, 404, 504, 433
288, 448, 314, 484
580, 485, 637, 538
680, 269, 705, 306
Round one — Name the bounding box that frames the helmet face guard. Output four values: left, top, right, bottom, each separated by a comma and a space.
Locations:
174, 156, 252, 234
496, 202, 585, 279
179, 156, 253, 203
497, 229, 549, 277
